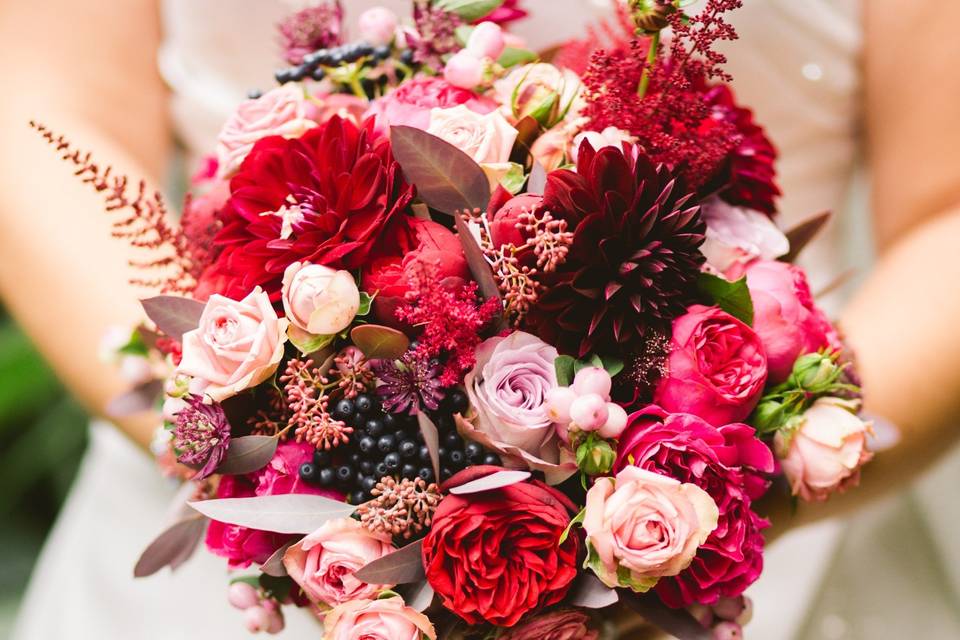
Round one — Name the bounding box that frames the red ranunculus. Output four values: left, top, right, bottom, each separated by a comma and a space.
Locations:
613, 407, 774, 607
654, 305, 767, 426
422, 466, 580, 627
488, 192, 544, 249
208, 116, 416, 301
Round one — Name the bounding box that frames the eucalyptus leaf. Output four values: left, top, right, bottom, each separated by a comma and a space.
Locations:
448, 469, 531, 495
354, 539, 425, 585
260, 540, 296, 577
214, 435, 278, 475
567, 572, 619, 609
454, 213, 503, 303
399, 581, 435, 612
526, 160, 548, 194
390, 126, 490, 214
141, 295, 205, 340
133, 515, 206, 578
619, 590, 711, 640
417, 412, 441, 483
554, 355, 576, 386
188, 494, 355, 534
696, 272, 754, 326
350, 324, 410, 360
783, 210, 832, 263
434, 0, 504, 21
106, 380, 162, 418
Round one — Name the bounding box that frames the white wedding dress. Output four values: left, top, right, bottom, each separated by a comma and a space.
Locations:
13, 1, 960, 638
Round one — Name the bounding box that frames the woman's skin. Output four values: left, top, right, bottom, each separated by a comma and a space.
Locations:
1, 0, 959, 532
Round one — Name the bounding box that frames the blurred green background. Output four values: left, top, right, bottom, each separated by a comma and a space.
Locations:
0, 309, 87, 635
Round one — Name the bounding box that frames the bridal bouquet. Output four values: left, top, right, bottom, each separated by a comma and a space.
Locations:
37, 0, 872, 637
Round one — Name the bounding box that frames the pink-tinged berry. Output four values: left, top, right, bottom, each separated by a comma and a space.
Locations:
243, 604, 285, 635
712, 621, 743, 640
227, 581, 260, 611
545, 386, 577, 424
572, 366, 613, 399
466, 21, 506, 60
712, 596, 746, 621
736, 597, 753, 625
358, 7, 399, 47
444, 51, 485, 88
598, 402, 629, 439
569, 393, 609, 431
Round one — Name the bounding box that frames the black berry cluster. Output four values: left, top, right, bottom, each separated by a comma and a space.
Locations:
274, 40, 396, 85
298, 389, 499, 504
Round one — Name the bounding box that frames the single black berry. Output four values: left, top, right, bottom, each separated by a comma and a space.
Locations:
482, 453, 501, 466
382, 413, 398, 430
401, 463, 417, 479
375, 461, 389, 477
350, 490, 367, 505
349, 452, 362, 467
318, 467, 336, 487
443, 431, 462, 450
335, 465, 354, 484
360, 476, 377, 493
358, 436, 377, 455
360, 460, 375, 475
441, 467, 453, 480
274, 68, 295, 84
377, 434, 397, 454
246, 89, 263, 100
384, 452, 401, 471
373, 45, 391, 60
418, 445, 432, 464
299, 462, 319, 483
448, 449, 465, 467
310, 67, 326, 81
392, 429, 407, 442
355, 394, 375, 414
417, 467, 434, 482
464, 442, 483, 462
399, 440, 418, 459
334, 398, 355, 420
364, 418, 385, 437
447, 389, 469, 414
400, 49, 415, 65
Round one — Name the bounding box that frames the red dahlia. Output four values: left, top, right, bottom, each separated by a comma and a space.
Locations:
527, 142, 706, 357
209, 116, 416, 301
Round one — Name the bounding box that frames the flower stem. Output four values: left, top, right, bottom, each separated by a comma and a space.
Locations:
637, 30, 661, 99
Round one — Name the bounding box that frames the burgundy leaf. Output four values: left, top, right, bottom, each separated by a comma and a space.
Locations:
782, 210, 832, 263
354, 539, 425, 585
399, 580, 435, 612
260, 540, 296, 577
390, 126, 490, 214
133, 515, 206, 578
417, 412, 441, 483
509, 115, 542, 166
350, 324, 410, 360
106, 379, 163, 418
141, 295, 206, 340
619, 590, 711, 640
454, 212, 503, 302
448, 469, 531, 495
566, 573, 619, 609
214, 435, 279, 475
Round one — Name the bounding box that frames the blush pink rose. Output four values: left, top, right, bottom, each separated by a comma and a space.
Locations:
282, 517, 395, 608
364, 76, 496, 134
775, 397, 873, 502
216, 84, 316, 177
584, 466, 718, 591
498, 609, 599, 640
654, 305, 768, 426
735, 260, 842, 384
177, 288, 288, 401
427, 105, 518, 165
281, 262, 360, 336
322, 596, 436, 640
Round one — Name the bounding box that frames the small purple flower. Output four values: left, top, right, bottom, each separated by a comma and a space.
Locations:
373, 352, 444, 415
278, 1, 344, 65
172, 395, 231, 479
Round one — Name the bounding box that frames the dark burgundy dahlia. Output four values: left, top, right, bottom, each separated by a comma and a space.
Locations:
209, 116, 416, 301
527, 142, 706, 357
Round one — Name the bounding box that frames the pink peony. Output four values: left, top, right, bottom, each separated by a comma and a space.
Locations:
699, 197, 788, 272
614, 406, 774, 607
216, 84, 316, 177
322, 596, 436, 640
498, 609, 599, 640
584, 466, 718, 592
775, 397, 873, 502
281, 262, 360, 336
364, 76, 496, 134
654, 305, 768, 426
282, 517, 395, 608
734, 260, 842, 384
177, 288, 288, 402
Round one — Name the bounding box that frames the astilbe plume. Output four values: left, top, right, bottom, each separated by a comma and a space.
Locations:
395, 264, 500, 388
278, 0, 344, 65
30, 122, 197, 293
279, 357, 352, 450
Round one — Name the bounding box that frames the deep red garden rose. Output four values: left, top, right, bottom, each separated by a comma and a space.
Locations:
732, 260, 842, 383
613, 407, 774, 607
364, 76, 497, 134
208, 116, 416, 301
422, 466, 580, 627
360, 218, 468, 325
654, 305, 767, 426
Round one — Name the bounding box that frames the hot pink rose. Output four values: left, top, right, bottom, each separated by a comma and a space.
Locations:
775, 397, 873, 502
177, 288, 288, 402
322, 596, 436, 640
364, 76, 496, 134
282, 517, 395, 607
584, 466, 719, 592
281, 262, 360, 336
614, 407, 774, 607
736, 260, 841, 383
216, 84, 316, 177
654, 305, 768, 426
498, 609, 599, 640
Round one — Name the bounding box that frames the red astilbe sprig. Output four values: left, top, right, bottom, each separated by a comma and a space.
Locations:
29, 122, 197, 293
394, 262, 500, 388
279, 357, 353, 450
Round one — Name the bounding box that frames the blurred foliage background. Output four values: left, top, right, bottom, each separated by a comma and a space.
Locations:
0, 308, 87, 634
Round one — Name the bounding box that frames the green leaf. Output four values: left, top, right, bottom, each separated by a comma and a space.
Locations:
434, 0, 505, 22
573, 354, 603, 376
696, 272, 754, 325
117, 328, 149, 356
554, 355, 576, 386
350, 324, 410, 360
497, 47, 538, 68
498, 162, 526, 194
599, 354, 624, 378
287, 325, 336, 355
559, 507, 586, 545
357, 291, 375, 317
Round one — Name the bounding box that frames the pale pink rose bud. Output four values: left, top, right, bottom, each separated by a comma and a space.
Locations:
466, 22, 506, 60
244, 606, 272, 633
545, 386, 576, 424
572, 366, 612, 399
358, 7, 399, 47
712, 621, 743, 640
598, 403, 629, 440
569, 393, 608, 431
712, 596, 745, 621
281, 262, 361, 336
444, 51, 485, 89
228, 581, 260, 611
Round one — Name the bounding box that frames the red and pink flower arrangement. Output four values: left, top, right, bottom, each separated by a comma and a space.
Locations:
36, 1, 872, 638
